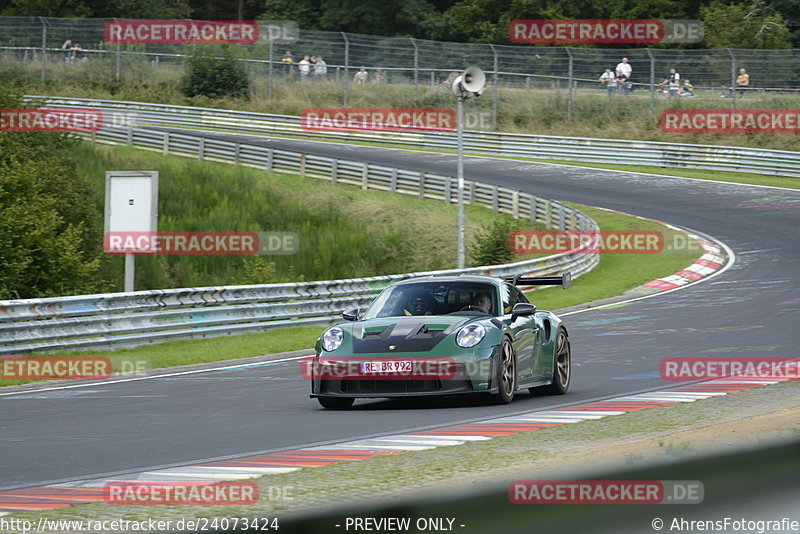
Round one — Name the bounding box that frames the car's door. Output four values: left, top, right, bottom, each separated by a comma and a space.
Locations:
500, 283, 538, 381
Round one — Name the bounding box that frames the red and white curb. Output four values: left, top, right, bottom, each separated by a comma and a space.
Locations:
643, 231, 725, 290
0, 376, 790, 514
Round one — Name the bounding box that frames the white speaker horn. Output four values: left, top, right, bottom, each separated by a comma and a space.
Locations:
461, 66, 486, 94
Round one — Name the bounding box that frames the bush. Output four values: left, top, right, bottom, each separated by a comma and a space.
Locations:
470, 218, 515, 267
181, 47, 249, 99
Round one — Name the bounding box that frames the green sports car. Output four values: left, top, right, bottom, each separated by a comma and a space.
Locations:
309, 273, 572, 409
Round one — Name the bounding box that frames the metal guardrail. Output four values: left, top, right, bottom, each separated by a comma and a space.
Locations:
0, 123, 599, 355
36, 97, 800, 178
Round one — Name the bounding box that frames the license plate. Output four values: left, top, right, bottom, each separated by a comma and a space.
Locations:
360, 360, 413, 374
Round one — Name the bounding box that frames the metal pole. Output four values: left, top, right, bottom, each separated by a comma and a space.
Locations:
565, 47, 573, 120
456, 95, 465, 269
40, 17, 47, 80
646, 48, 655, 119
727, 48, 736, 109
268, 38, 274, 99
124, 254, 135, 292
411, 38, 419, 106
341, 32, 350, 106
489, 44, 498, 128
116, 42, 121, 80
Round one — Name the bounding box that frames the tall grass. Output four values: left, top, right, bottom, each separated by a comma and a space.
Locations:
75, 143, 539, 291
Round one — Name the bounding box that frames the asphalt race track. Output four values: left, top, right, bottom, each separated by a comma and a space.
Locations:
2, 130, 799, 491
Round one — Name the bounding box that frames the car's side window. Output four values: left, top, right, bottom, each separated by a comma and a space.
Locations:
500, 283, 518, 315
513, 286, 530, 305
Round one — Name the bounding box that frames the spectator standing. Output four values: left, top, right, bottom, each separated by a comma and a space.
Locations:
281, 50, 295, 76
615, 57, 632, 80
298, 55, 311, 81
599, 68, 615, 94
61, 39, 73, 64
71, 43, 86, 63
353, 66, 368, 84
372, 67, 385, 84
615, 72, 630, 95
314, 55, 327, 80
736, 68, 750, 96
661, 68, 680, 97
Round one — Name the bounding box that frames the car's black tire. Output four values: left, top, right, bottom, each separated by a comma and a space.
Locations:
493, 337, 517, 404
318, 396, 355, 410
536, 327, 570, 395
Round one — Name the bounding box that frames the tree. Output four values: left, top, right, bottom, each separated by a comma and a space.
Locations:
181, 47, 250, 99
701, 0, 791, 48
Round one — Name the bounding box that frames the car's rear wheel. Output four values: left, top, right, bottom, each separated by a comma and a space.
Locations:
536, 327, 570, 395
494, 337, 516, 404
318, 396, 355, 410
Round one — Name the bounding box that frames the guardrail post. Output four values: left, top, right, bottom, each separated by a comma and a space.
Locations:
491, 188, 499, 212
468, 181, 475, 204
545, 200, 552, 229
163, 132, 170, 154
332, 160, 339, 184
390, 168, 397, 192
512, 191, 519, 218
127, 128, 133, 146
234, 142, 240, 164
198, 138, 205, 160
559, 206, 566, 230
529, 198, 538, 222
267, 148, 274, 171
362, 163, 368, 190
300, 153, 307, 177
569, 212, 577, 230
444, 176, 451, 204
419, 172, 425, 199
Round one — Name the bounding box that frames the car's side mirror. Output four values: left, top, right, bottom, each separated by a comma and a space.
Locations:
342, 308, 359, 321
511, 302, 537, 321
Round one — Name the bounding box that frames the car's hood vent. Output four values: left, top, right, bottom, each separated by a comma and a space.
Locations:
351, 317, 471, 353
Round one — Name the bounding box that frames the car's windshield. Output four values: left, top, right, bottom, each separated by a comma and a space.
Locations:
362, 281, 498, 319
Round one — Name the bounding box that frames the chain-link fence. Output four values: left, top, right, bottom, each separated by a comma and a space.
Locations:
3, 16, 800, 123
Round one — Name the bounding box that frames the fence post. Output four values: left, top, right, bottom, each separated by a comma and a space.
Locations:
234, 142, 240, 164
390, 168, 397, 192
267, 148, 274, 171
300, 153, 306, 177
419, 172, 425, 199
163, 132, 170, 154
362, 163, 369, 190
646, 48, 655, 120
268, 38, 274, 99
512, 191, 519, 219
410, 38, 419, 106
39, 17, 47, 80
565, 47, 574, 120
729, 48, 736, 109
489, 44, 499, 128
331, 160, 339, 184
341, 32, 350, 106
198, 138, 205, 160
444, 176, 451, 204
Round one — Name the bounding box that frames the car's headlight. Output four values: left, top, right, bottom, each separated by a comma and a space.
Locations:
456, 324, 486, 348
322, 327, 344, 352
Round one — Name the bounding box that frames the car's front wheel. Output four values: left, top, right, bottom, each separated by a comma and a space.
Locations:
494, 337, 517, 404
536, 327, 570, 395
318, 396, 355, 410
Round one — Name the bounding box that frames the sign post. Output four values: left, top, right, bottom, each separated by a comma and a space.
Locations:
104, 171, 159, 292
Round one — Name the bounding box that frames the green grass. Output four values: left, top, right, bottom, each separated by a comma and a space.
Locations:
75, 142, 537, 291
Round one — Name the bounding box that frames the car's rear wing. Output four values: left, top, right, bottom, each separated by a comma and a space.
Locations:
505, 272, 571, 290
